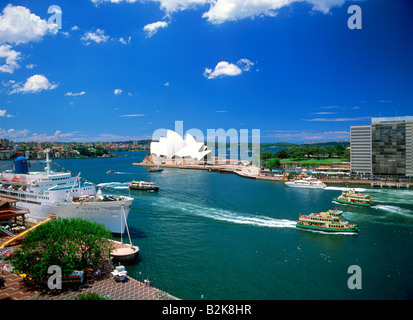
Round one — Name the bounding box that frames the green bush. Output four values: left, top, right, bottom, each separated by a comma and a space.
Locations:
75, 292, 108, 300
11, 218, 113, 283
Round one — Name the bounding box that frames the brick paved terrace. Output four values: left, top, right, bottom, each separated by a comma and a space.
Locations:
0, 235, 179, 301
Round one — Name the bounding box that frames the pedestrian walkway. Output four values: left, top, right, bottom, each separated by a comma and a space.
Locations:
0, 236, 179, 300
29, 277, 178, 300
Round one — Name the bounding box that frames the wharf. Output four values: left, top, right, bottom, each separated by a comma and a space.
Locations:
371, 181, 410, 188
0, 236, 179, 300
135, 162, 412, 188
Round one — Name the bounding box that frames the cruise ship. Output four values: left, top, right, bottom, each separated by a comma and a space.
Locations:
0, 151, 133, 233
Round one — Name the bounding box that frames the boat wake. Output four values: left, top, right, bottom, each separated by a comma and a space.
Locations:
154, 198, 297, 229
297, 228, 358, 236
97, 182, 129, 190
373, 205, 413, 218
325, 186, 366, 192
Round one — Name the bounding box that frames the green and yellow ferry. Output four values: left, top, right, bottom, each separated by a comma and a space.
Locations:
296, 209, 358, 234
333, 189, 373, 207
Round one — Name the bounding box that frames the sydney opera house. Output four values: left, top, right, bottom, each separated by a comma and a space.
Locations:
145, 130, 212, 165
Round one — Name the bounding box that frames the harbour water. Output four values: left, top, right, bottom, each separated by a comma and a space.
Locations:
6, 151, 413, 299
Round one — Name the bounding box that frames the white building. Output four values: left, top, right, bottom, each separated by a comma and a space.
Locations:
150, 130, 212, 165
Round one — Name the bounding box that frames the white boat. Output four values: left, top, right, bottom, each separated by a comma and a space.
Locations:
129, 180, 159, 191
285, 176, 326, 189
0, 150, 133, 233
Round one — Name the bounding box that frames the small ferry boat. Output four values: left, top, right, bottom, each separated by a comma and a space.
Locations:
129, 180, 159, 191
296, 208, 358, 234
333, 189, 373, 207
285, 176, 326, 189
147, 166, 163, 172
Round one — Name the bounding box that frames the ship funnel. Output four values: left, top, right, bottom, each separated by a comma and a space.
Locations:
13, 156, 29, 174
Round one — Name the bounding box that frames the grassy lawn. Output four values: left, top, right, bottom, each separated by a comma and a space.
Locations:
280, 158, 348, 165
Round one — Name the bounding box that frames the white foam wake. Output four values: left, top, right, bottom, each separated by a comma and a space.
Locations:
373, 205, 413, 218
325, 186, 366, 192
97, 182, 129, 189
156, 198, 297, 229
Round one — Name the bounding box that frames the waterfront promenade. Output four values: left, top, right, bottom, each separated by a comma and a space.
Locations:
133, 162, 411, 187
0, 236, 179, 300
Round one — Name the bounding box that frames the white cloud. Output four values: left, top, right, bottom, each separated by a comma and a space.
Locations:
164, 81, 170, 86
143, 21, 168, 38
119, 36, 131, 44
204, 61, 241, 79
204, 59, 254, 79
114, 89, 123, 95
65, 91, 86, 96
71, 25, 80, 31
91, 0, 139, 4
0, 110, 13, 117
0, 128, 29, 139
154, 0, 209, 14
119, 114, 145, 117
303, 117, 371, 122
0, 5, 51, 45
88, 0, 348, 24
88, 0, 347, 23
0, 44, 20, 73
203, 0, 348, 24
81, 29, 110, 45
10, 74, 58, 94
237, 58, 254, 71
25, 63, 36, 69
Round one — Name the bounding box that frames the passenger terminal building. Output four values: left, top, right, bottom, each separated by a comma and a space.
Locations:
351, 116, 413, 177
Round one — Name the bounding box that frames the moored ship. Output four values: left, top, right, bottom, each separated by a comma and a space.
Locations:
333, 189, 373, 207
0, 150, 133, 233
296, 208, 358, 234
285, 176, 326, 189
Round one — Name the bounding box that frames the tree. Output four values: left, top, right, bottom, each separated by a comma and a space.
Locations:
324, 146, 335, 158
334, 144, 346, 157
11, 218, 113, 282
300, 145, 311, 159
275, 148, 289, 159
309, 145, 325, 159
267, 158, 281, 170
260, 150, 276, 162
288, 147, 302, 160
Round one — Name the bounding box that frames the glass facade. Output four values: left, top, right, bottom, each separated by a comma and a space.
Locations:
371, 122, 406, 175
351, 116, 413, 177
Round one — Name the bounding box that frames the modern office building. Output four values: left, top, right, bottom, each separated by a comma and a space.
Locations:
350, 116, 413, 176
350, 125, 372, 174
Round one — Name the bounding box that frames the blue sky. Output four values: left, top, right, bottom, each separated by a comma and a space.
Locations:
0, 0, 412, 143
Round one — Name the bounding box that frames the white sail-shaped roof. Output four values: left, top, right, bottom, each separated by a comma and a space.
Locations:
151, 130, 211, 161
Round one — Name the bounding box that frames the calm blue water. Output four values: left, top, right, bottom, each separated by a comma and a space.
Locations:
12, 151, 413, 299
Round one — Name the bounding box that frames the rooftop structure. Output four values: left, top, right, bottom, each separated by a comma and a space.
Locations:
150, 130, 212, 164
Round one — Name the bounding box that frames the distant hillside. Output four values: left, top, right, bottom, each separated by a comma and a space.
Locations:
261, 141, 349, 148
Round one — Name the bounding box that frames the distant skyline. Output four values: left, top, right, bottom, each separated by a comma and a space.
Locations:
0, 0, 412, 143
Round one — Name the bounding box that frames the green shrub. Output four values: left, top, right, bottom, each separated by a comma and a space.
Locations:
11, 218, 113, 283
75, 292, 108, 300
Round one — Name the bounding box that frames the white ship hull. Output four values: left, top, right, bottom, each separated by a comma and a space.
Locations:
19, 198, 133, 234
1, 152, 135, 234
284, 182, 326, 189
285, 178, 326, 189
